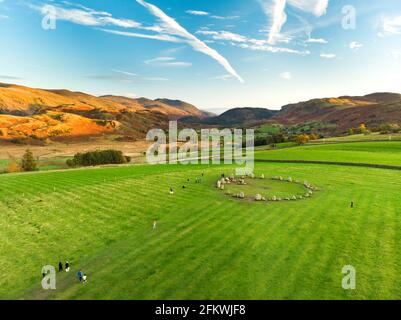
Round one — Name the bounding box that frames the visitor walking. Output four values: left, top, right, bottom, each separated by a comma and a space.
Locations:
65, 261, 70, 272
77, 270, 83, 282
58, 262, 63, 272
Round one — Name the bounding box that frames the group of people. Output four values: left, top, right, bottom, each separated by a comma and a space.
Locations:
58, 261, 70, 272
170, 173, 205, 195
56, 261, 87, 283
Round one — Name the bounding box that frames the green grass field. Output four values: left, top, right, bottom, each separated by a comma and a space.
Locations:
1, 141, 401, 300
0, 157, 70, 173
255, 141, 401, 166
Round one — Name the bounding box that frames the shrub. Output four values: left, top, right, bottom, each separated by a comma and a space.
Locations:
6, 161, 21, 173
295, 134, 310, 145
21, 149, 38, 172
67, 150, 128, 167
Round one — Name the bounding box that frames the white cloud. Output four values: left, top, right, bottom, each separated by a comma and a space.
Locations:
197, 30, 310, 55
260, 0, 330, 44
112, 69, 137, 77
0, 14, 9, 19
136, 0, 244, 83
35, 3, 149, 30
378, 16, 401, 36
100, 28, 181, 42
144, 56, 192, 67
279, 71, 292, 80
261, 0, 287, 45
349, 41, 363, 51
210, 15, 240, 20
186, 10, 209, 16
306, 37, 327, 44
320, 53, 336, 59
287, 0, 329, 16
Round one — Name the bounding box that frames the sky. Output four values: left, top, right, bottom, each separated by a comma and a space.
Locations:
0, 0, 401, 113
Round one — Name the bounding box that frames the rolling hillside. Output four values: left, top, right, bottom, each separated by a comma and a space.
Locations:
0, 83, 209, 142
272, 93, 401, 132
1, 82, 401, 143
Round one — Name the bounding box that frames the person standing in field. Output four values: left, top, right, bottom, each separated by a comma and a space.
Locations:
58, 262, 63, 272
65, 261, 70, 272
153, 220, 157, 230
77, 270, 83, 282
351, 201, 354, 208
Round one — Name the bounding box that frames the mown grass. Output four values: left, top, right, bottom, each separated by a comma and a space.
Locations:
1, 156, 401, 299
315, 132, 401, 143
255, 141, 401, 166
0, 157, 70, 173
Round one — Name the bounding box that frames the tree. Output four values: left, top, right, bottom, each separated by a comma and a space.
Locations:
309, 133, 318, 141
358, 124, 367, 134
295, 134, 310, 145
348, 128, 354, 136
21, 149, 38, 172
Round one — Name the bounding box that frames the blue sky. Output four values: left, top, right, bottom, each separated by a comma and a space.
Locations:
0, 0, 401, 112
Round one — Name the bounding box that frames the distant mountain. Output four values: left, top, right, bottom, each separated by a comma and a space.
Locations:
183, 107, 278, 126
0, 83, 209, 142
273, 93, 401, 132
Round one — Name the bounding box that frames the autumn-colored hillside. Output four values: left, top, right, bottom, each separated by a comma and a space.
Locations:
0, 83, 209, 142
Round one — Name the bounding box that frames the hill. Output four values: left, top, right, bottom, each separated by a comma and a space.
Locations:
272, 93, 401, 133
183, 107, 278, 126
0, 83, 209, 142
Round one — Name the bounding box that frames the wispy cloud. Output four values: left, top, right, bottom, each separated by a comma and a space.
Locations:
112, 69, 137, 77
136, 0, 244, 83
210, 15, 240, 20
261, 0, 287, 45
197, 30, 310, 55
145, 57, 192, 67
210, 74, 235, 81
260, 0, 330, 44
349, 41, 363, 51
100, 28, 181, 42
306, 37, 328, 44
32, 2, 152, 30
0, 14, 9, 19
320, 53, 336, 59
186, 10, 209, 16
287, 0, 329, 16
378, 15, 401, 37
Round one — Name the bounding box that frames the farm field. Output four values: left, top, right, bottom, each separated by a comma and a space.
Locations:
1, 141, 401, 300
255, 141, 401, 166
314, 133, 401, 143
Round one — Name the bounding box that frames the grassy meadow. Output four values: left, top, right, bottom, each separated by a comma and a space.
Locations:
1, 140, 401, 300
255, 141, 401, 166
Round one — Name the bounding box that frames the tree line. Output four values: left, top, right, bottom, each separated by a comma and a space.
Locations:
66, 150, 131, 167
